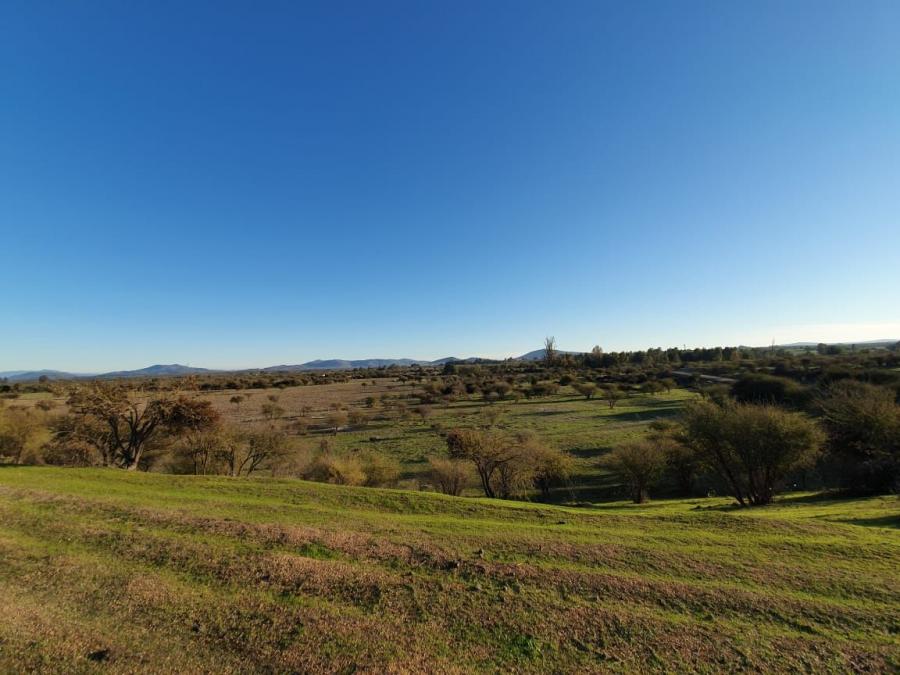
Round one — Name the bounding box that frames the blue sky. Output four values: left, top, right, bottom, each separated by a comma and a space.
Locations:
2, 1, 899, 371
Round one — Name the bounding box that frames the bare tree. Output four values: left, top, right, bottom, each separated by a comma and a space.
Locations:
216, 428, 287, 477
544, 336, 557, 365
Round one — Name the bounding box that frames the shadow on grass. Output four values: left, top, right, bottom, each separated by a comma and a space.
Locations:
835, 514, 900, 529
776, 491, 847, 505
567, 445, 611, 459
599, 408, 680, 423
519, 409, 571, 417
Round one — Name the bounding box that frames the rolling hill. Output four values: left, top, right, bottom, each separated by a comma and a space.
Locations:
0, 467, 896, 672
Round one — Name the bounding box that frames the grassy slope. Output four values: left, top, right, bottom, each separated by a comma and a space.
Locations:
0, 468, 897, 673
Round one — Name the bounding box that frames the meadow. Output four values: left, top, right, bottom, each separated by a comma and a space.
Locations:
0, 467, 897, 672
9, 377, 698, 500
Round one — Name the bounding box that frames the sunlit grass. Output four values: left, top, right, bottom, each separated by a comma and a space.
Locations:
0, 466, 897, 672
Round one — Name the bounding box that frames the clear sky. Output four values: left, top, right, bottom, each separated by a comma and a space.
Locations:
2, 1, 899, 372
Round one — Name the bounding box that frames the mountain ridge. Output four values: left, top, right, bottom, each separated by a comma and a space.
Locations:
3, 339, 897, 381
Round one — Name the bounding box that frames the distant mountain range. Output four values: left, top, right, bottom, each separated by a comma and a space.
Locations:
0, 358, 486, 382
0, 364, 210, 382
3, 340, 896, 382
777, 339, 898, 349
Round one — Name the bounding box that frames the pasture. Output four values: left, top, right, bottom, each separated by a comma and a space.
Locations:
7, 378, 698, 499
0, 467, 897, 672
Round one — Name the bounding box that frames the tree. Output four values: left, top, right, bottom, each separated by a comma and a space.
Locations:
603, 440, 666, 503
260, 402, 285, 421
415, 405, 433, 424
63, 385, 219, 470
174, 429, 223, 475
819, 381, 900, 494
544, 336, 557, 365
445, 428, 568, 500
661, 437, 700, 496
574, 382, 597, 400
601, 385, 623, 409
326, 410, 349, 435
640, 380, 665, 396
681, 401, 824, 506
216, 428, 288, 477
446, 428, 514, 499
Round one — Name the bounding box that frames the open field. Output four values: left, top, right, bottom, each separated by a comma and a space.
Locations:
6, 379, 698, 499
0, 467, 897, 673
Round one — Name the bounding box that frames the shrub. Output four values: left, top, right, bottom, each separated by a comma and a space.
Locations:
427, 457, 469, 496
662, 437, 701, 496
529, 440, 574, 499
603, 440, 666, 503
446, 428, 569, 500
574, 383, 597, 400
361, 453, 401, 487
302, 452, 366, 486
0, 407, 44, 464
348, 410, 368, 427
42, 439, 97, 467
732, 374, 809, 407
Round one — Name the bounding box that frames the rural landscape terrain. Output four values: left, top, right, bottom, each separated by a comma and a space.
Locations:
1, 342, 899, 672
4, 2, 900, 672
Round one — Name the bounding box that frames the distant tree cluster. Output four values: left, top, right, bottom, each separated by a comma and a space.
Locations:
3, 339, 899, 507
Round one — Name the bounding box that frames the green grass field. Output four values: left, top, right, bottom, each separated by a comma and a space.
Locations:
10, 381, 699, 499
0, 467, 897, 672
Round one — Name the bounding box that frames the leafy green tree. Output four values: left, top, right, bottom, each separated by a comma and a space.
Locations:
446, 428, 510, 498
819, 381, 900, 494
681, 401, 823, 506
601, 385, 623, 409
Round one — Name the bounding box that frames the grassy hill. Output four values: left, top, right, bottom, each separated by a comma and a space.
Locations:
0, 468, 897, 672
